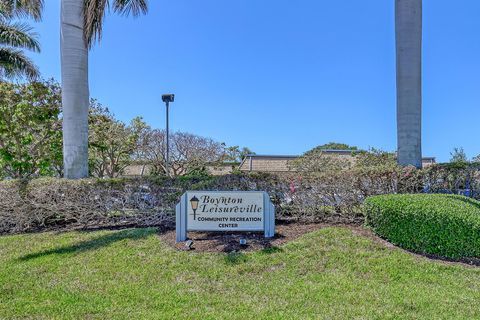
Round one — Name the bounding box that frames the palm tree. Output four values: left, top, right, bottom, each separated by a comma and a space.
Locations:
0, 0, 43, 80
0, 0, 43, 20
61, 0, 147, 179
395, 0, 422, 168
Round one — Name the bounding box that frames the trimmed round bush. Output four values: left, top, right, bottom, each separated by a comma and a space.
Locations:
365, 194, 480, 259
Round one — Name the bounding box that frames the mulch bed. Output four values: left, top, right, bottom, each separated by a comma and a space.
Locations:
159, 220, 365, 253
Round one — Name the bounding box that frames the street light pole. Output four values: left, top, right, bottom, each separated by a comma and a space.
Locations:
162, 94, 175, 177
166, 100, 170, 177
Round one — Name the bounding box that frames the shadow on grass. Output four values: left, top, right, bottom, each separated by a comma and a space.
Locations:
18, 228, 157, 262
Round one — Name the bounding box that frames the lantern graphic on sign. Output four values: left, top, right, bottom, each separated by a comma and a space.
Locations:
190, 196, 200, 220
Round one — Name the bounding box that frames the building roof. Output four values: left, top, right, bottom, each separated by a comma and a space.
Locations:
244, 150, 356, 158
240, 151, 436, 169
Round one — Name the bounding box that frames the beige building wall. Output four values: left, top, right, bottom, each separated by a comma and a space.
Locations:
122, 153, 437, 176
122, 164, 152, 176
240, 153, 437, 173
422, 158, 436, 167
239, 156, 295, 172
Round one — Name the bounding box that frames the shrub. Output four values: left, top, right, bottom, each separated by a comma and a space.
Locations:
0, 173, 368, 234
0, 178, 178, 234
422, 163, 480, 198
365, 194, 480, 259
2, 166, 440, 235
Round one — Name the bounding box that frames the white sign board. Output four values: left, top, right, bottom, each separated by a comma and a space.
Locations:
187, 192, 264, 231
176, 191, 275, 242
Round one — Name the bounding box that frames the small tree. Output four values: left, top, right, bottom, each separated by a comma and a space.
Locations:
290, 149, 352, 176
354, 148, 397, 169
142, 129, 167, 176
450, 147, 468, 164
304, 142, 358, 156
129, 116, 152, 175
171, 132, 224, 176
222, 145, 255, 163
0, 80, 62, 178
88, 101, 139, 178
141, 130, 224, 177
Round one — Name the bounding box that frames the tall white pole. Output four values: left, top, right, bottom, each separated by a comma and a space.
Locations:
61, 0, 90, 178
396, 0, 423, 168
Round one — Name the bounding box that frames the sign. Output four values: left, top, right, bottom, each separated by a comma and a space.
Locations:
175, 191, 275, 242
187, 192, 264, 231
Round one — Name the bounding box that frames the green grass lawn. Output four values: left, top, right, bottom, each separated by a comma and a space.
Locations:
1, 227, 479, 319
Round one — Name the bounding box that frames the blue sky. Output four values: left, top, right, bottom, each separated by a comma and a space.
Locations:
30, 0, 480, 162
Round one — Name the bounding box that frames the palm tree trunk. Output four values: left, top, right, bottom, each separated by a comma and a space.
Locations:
61, 0, 89, 178
395, 0, 422, 168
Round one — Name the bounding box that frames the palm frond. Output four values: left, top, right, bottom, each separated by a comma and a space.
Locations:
83, 0, 108, 48
0, 47, 39, 79
83, 0, 147, 48
112, 0, 147, 17
0, 20, 40, 51
0, 0, 44, 21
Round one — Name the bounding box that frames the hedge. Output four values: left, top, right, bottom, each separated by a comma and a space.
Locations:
365, 194, 480, 259
0, 171, 385, 234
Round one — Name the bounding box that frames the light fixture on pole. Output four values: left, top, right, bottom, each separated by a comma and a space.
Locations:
162, 94, 175, 177
189, 196, 199, 220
